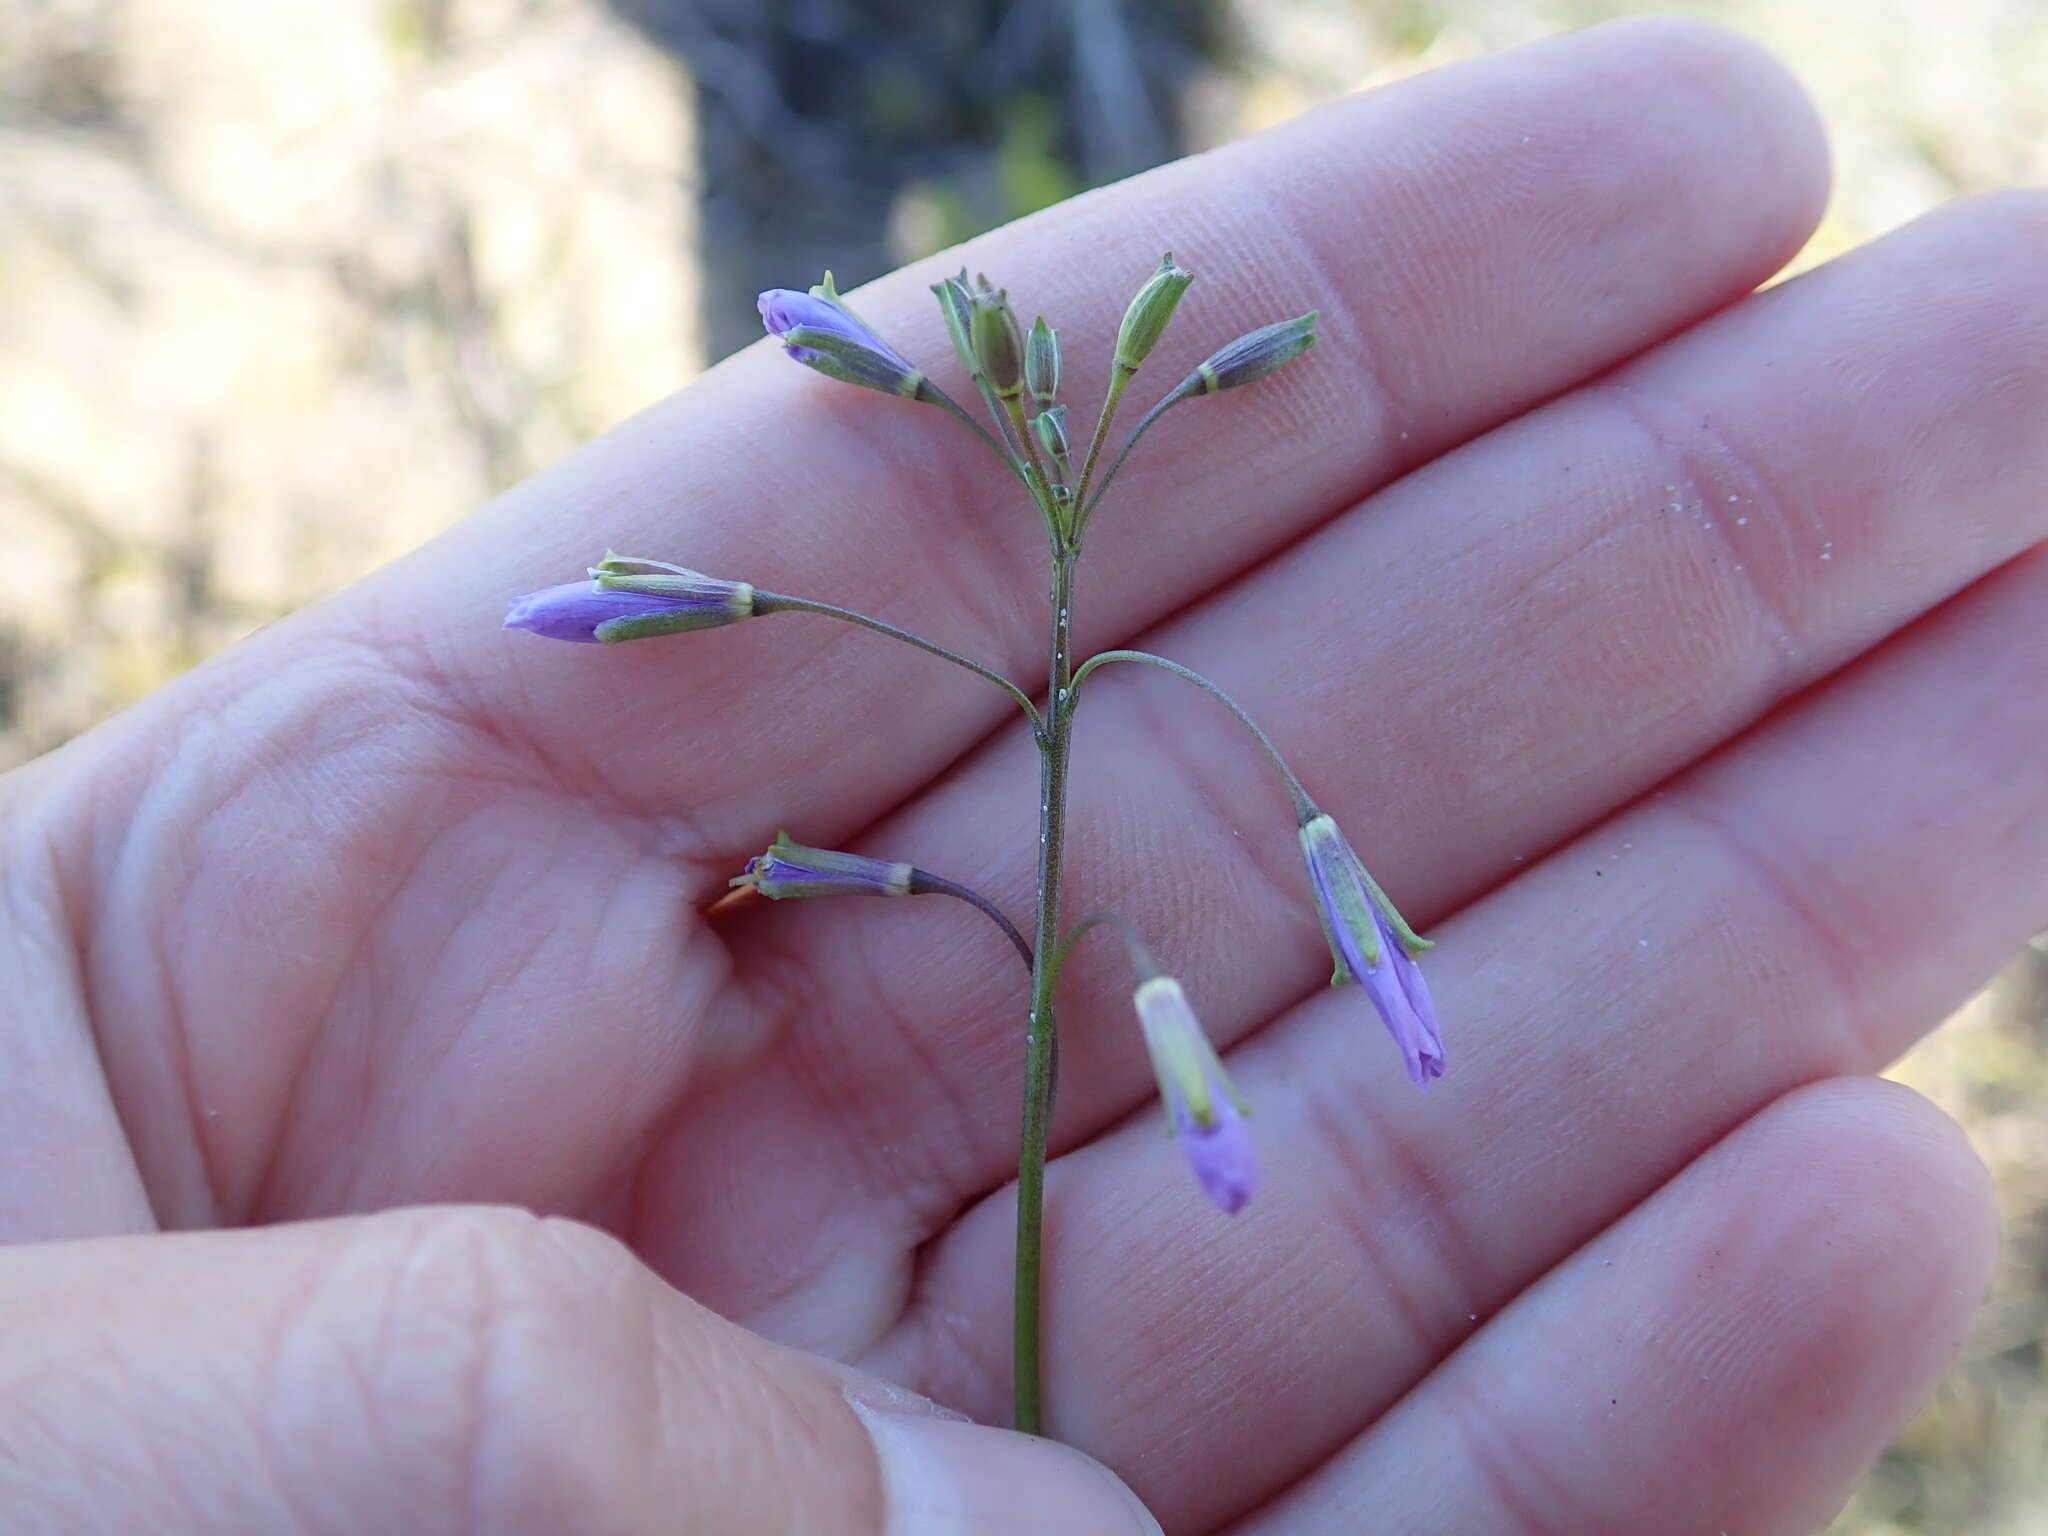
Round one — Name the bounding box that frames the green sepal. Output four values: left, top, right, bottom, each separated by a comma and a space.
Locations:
1300, 812, 1382, 974
594, 596, 756, 643
1360, 861, 1433, 957
779, 325, 924, 399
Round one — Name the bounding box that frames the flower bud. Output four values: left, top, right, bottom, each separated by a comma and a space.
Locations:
1025, 316, 1060, 407
730, 830, 913, 900
967, 276, 1025, 399
1185, 312, 1318, 397
1113, 252, 1194, 372
1298, 812, 1445, 1089
931, 270, 980, 380
1032, 403, 1071, 464
505, 555, 753, 644
758, 282, 926, 400
1134, 976, 1256, 1215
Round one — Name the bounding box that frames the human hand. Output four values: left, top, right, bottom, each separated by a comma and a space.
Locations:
3, 17, 2044, 1533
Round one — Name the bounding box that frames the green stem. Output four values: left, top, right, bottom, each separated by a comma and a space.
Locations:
1071, 363, 1134, 510
1002, 395, 1063, 543
752, 591, 1042, 733
1070, 648, 1315, 821
1014, 549, 1077, 1434
925, 385, 1035, 498
1048, 909, 1157, 991
906, 869, 1034, 970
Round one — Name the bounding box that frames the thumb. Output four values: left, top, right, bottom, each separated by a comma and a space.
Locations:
0, 1206, 1161, 1535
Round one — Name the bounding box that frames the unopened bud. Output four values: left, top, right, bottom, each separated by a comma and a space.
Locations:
731, 830, 913, 900
506, 554, 754, 644
931, 270, 980, 380
968, 276, 1025, 398
1025, 316, 1061, 407
1032, 403, 1071, 464
1185, 312, 1318, 397
759, 283, 926, 401
1113, 252, 1194, 372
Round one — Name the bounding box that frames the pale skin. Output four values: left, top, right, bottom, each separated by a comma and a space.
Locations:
3, 17, 2046, 1534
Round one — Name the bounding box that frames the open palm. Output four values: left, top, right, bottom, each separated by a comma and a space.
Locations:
5, 19, 2045, 1535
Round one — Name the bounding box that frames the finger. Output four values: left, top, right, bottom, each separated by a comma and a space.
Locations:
866, 541, 2048, 1529
0, 828, 154, 1242
0, 1206, 1161, 1536
1236, 1079, 1996, 1536
657, 192, 2048, 1314
248, 16, 1819, 851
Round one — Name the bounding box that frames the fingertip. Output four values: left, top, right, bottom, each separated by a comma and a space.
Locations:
854, 1399, 1164, 1536
1743, 1074, 1999, 1301
1577, 13, 1832, 262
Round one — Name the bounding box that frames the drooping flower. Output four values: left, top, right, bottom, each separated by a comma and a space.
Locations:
731, 831, 913, 901
758, 277, 925, 399
1299, 812, 1446, 1089
1133, 975, 1257, 1215
504, 554, 753, 644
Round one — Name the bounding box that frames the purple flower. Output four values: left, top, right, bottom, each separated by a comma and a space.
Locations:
1134, 976, 1258, 1215
504, 555, 753, 644
758, 278, 925, 399
731, 831, 913, 901
1175, 1093, 1257, 1217
1299, 813, 1446, 1090
757, 288, 872, 355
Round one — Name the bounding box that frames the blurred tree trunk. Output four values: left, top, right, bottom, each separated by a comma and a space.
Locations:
609, 0, 1223, 359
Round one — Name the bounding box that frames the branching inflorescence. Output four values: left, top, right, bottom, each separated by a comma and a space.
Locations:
505, 255, 1445, 1434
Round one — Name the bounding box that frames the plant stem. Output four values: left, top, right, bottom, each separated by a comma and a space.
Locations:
1048, 909, 1157, 990
1070, 648, 1316, 821
1014, 548, 1077, 1434
1072, 363, 1134, 508
1003, 395, 1062, 541
906, 870, 1034, 970
925, 386, 1034, 497
751, 591, 1042, 734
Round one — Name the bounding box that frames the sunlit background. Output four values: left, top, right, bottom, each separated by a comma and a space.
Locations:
3, 2, 2043, 1527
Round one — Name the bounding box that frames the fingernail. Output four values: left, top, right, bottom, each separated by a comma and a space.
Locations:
853, 1400, 1164, 1536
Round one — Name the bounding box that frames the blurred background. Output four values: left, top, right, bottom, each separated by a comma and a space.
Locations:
2, 0, 2043, 1526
